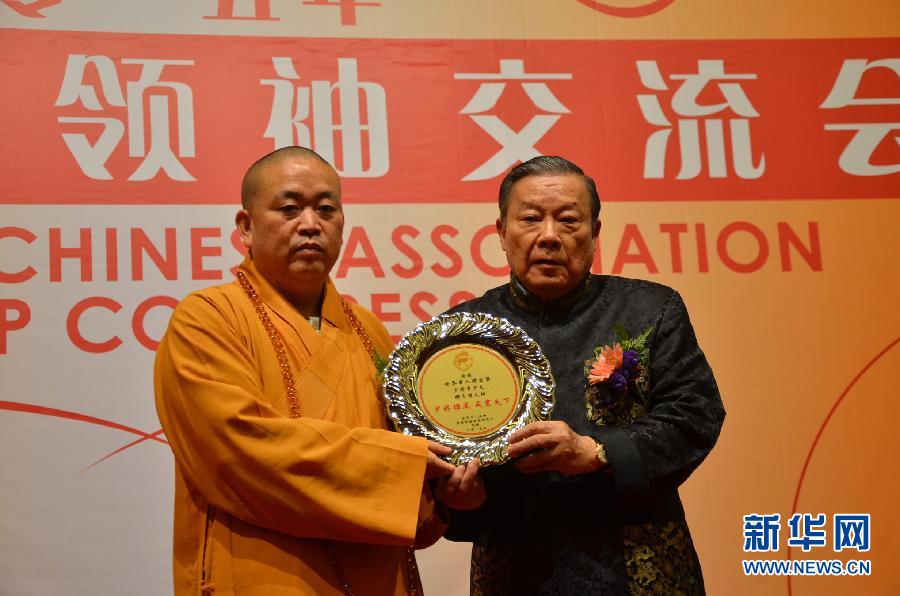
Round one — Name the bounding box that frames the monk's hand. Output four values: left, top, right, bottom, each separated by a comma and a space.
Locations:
435, 458, 486, 510
507, 421, 601, 476
425, 440, 456, 480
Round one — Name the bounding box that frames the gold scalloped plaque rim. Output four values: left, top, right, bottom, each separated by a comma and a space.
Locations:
383, 312, 555, 466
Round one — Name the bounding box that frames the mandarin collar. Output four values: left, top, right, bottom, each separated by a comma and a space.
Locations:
507, 272, 593, 316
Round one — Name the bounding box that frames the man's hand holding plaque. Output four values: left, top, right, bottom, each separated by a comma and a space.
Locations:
434, 458, 486, 510
383, 312, 555, 466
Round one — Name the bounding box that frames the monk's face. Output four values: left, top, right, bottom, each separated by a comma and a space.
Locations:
237, 157, 344, 298
498, 174, 600, 302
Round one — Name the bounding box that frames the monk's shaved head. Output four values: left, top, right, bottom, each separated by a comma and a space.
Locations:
240, 146, 337, 208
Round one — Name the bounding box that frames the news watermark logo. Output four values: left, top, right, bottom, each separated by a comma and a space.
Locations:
742, 513, 871, 576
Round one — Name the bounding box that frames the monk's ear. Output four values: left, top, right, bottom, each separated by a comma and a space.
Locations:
235, 209, 253, 251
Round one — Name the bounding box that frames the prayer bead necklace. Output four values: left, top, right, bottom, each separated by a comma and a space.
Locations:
237, 271, 419, 596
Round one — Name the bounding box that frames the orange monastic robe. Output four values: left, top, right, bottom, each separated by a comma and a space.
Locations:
155, 258, 442, 595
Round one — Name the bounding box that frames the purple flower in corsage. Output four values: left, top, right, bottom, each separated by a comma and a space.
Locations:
584, 325, 653, 426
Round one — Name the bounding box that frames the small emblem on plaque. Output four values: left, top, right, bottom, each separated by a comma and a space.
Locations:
453, 350, 474, 371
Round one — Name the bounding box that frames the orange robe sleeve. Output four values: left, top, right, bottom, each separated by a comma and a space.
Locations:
350, 303, 449, 549
155, 289, 429, 547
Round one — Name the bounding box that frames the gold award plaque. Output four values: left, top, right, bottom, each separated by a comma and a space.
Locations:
383, 312, 555, 465
417, 343, 520, 437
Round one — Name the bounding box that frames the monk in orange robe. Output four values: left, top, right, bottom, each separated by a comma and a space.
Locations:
155, 146, 454, 595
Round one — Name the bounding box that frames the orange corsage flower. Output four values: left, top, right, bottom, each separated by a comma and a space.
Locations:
588, 343, 624, 385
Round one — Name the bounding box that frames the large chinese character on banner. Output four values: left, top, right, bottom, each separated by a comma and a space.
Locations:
821, 58, 900, 177
261, 56, 389, 177
455, 59, 572, 181
55, 54, 196, 181
637, 59, 765, 180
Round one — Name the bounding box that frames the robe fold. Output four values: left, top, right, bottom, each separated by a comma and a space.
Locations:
155, 258, 442, 595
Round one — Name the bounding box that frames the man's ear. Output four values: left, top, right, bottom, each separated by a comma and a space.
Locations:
496, 217, 507, 252
235, 209, 252, 251
592, 218, 602, 240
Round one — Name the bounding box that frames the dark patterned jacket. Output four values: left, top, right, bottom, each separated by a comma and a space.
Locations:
445, 275, 726, 595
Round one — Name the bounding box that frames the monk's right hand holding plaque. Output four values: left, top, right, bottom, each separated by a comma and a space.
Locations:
382, 312, 555, 465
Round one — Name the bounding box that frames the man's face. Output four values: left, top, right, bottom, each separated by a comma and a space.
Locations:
498, 174, 600, 302
236, 157, 344, 301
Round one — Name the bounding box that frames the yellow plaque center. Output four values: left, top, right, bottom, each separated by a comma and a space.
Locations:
417, 343, 520, 437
